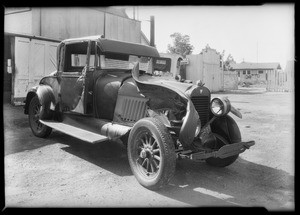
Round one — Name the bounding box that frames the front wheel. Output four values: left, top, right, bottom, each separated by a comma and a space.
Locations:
205, 133, 239, 167
127, 118, 176, 190
28, 96, 52, 138
205, 115, 241, 167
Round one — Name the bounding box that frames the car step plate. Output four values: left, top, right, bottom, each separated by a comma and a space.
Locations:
39, 120, 108, 144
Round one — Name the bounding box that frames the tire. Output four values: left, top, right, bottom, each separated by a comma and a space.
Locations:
28, 96, 52, 138
205, 116, 241, 167
127, 117, 176, 190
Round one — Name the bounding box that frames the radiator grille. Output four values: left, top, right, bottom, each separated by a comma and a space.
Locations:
191, 96, 210, 127
121, 97, 147, 123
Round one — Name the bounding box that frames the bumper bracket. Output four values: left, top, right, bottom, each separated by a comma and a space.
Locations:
178, 141, 255, 161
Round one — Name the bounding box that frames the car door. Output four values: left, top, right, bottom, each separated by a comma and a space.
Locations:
59, 41, 91, 114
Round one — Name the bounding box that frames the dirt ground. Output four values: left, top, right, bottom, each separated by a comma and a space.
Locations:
3, 87, 294, 210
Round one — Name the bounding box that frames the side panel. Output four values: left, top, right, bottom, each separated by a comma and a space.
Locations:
60, 74, 84, 112
113, 78, 148, 126
94, 72, 132, 120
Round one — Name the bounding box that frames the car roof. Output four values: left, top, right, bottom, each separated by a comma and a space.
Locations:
61, 35, 160, 58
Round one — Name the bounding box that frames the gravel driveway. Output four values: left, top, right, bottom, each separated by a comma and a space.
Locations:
4, 87, 294, 209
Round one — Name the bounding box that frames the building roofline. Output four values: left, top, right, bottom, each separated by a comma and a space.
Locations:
231, 62, 281, 70
4, 31, 61, 43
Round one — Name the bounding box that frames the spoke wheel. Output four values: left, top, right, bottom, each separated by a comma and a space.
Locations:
136, 132, 161, 178
28, 96, 52, 138
128, 118, 176, 190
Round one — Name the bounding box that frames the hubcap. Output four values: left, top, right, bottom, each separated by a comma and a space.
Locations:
136, 132, 161, 177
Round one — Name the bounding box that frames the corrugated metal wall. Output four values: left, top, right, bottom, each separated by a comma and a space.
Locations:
4, 10, 33, 35
105, 13, 141, 43
40, 8, 106, 40
5, 7, 141, 43
40, 8, 141, 43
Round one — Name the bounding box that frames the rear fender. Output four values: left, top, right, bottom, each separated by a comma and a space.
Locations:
24, 85, 56, 115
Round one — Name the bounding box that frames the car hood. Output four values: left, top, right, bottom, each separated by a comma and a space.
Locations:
137, 75, 194, 95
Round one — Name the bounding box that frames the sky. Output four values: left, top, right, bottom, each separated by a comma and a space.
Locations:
124, 4, 294, 69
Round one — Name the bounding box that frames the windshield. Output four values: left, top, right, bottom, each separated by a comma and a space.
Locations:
60, 41, 171, 75
100, 54, 153, 73
100, 53, 172, 77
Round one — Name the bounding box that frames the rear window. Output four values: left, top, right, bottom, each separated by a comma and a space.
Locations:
100, 55, 152, 72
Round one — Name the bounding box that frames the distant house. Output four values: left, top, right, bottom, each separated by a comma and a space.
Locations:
231, 62, 282, 85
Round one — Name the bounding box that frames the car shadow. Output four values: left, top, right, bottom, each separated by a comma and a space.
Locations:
156, 157, 294, 208
56, 133, 132, 177
55, 131, 294, 208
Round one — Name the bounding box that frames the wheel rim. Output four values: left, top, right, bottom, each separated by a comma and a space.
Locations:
29, 101, 43, 133
134, 130, 161, 179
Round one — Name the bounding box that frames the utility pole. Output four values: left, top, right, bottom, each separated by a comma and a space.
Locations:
257, 41, 258, 63
150, 16, 155, 47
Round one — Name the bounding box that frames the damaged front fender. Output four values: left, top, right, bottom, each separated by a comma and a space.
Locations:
131, 63, 199, 149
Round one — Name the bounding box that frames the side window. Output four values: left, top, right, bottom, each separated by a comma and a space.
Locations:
64, 42, 89, 72
71, 54, 87, 67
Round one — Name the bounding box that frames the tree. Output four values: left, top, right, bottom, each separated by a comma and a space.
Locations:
222, 52, 236, 71
167, 32, 194, 57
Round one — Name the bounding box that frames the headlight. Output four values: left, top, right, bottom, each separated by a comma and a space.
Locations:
210, 97, 231, 117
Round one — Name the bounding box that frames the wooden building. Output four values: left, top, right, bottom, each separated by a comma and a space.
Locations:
4, 7, 143, 105
231, 62, 282, 86
185, 47, 224, 92
283, 60, 294, 92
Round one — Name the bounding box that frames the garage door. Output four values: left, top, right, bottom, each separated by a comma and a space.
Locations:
13, 37, 59, 105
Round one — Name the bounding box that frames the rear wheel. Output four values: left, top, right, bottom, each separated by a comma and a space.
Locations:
28, 96, 52, 138
127, 118, 176, 190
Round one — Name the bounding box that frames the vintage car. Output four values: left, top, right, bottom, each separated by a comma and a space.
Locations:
24, 35, 255, 190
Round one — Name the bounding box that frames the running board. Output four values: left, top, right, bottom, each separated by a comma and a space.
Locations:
39, 120, 108, 144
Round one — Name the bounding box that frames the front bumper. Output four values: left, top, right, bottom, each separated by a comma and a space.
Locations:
177, 141, 255, 161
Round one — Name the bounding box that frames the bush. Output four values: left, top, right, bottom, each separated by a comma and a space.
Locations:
240, 81, 253, 87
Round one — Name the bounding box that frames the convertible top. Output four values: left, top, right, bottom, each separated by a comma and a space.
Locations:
61, 35, 160, 58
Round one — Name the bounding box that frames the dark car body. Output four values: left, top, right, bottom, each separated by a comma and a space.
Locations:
24, 35, 255, 189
